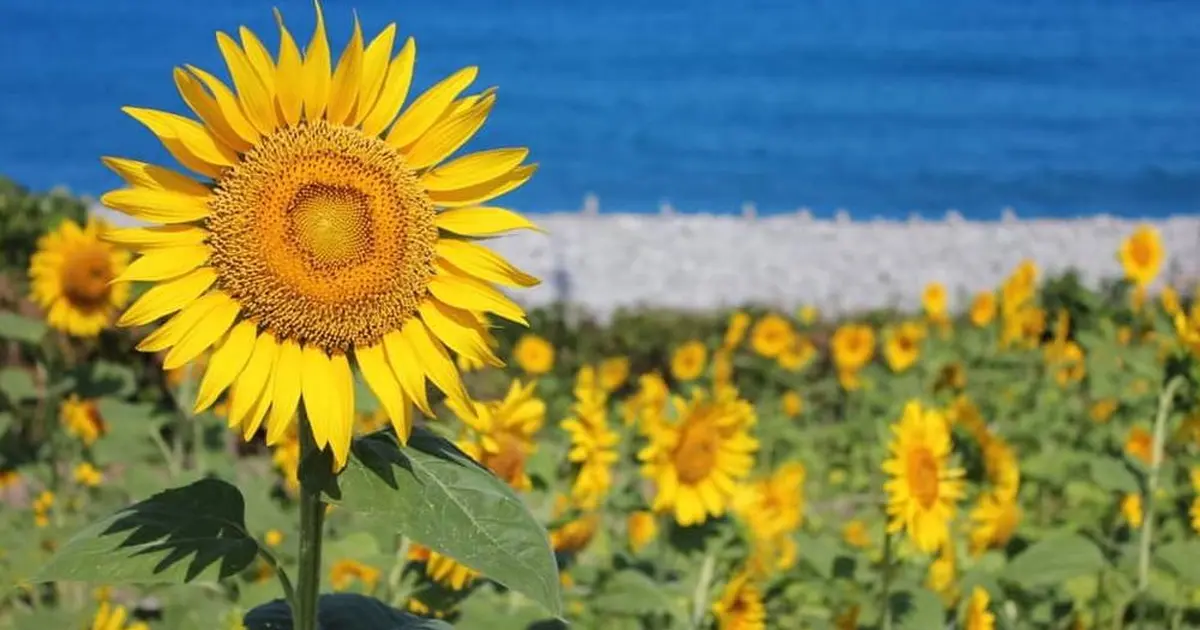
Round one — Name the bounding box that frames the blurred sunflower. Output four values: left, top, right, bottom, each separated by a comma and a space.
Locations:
408, 544, 476, 591
883, 321, 925, 373
777, 334, 816, 372
797, 305, 819, 326
598, 356, 630, 392
90, 601, 149, 630
329, 558, 380, 592
982, 437, 1020, 501
711, 570, 766, 630
61, 395, 107, 446
968, 492, 1020, 555
28, 218, 131, 338
964, 587, 996, 630
549, 495, 600, 554
922, 281, 948, 324
831, 323, 875, 374
1190, 467, 1200, 534
723, 311, 751, 350
513, 334, 554, 375
841, 519, 871, 549
671, 340, 708, 381
639, 386, 758, 526
1001, 260, 1039, 311
452, 379, 544, 491
713, 350, 735, 387
74, 462, 104, 488
1089, 398, 1119, 424
1120, 493, 1143, 529
1124, 426, 1154, 465
781, 390, 803, 419
749, 313, 793, 358
1044, 339, 1086, 387
1161, 286, 1182, 318
627, 511, 658, 552
926, 542, 959, 606
1174, 304, 1200, 357
882, 401, 965, 553
623, 372, 669, 428
562, 366, 619, 509
969, 291, 996, 327
102, 3, 538, 470
1118, 225, 1163, 288
734, 462, 805, 571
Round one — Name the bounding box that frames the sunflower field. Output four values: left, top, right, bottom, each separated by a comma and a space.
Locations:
3, 4, 1200, 630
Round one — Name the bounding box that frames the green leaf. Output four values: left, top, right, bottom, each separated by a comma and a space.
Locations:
891, 588, 945, 630
1089, 457, 1141, 493
337, 428, 562, 617
0, 311, 47, 345
1001, 533, 1106, 589
0, 367, 37, 401
244, 594, 454, 630
1158, 540, 1200, 585
32, 477, 259, 584
74, 360, 138, 398
592, 569, 674, 616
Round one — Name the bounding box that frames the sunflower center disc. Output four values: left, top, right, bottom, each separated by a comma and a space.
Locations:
486, 433, 527, 485
61, 248, 114, 309
208, 120, 438, 352
906, 446, 940, 509
674, 418, 719, 484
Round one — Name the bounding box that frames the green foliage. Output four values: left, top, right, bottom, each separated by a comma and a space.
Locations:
0, 177, 88, 276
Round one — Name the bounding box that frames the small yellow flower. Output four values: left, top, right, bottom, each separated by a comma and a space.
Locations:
797, 305, 819, 326
1125, 426, 1154, 465
513, 334, 555, 375
837, 368, 863, 392
33, 490, 55, 528
90, 601, 150, 630
712, 350, 735, 387
329, 559, 381, 593
1161, 286, 1182, 318
1121, 493, 1144, 529
1118, 225, 1164, 287
1089, 399, 1119, 424
883, 321, 925, 373
73, 462, 104, 488
926, 543, 959, 606
969, 492, 1021, 555
832, 323, 875, 373
922, 282, 948, 323
777, 334, 816, 371
934, 362, 967, 392
734, 462, 806, 572
598, 356, 630, 392
749, 314, 794, 358
671, 340, 708, 381
781, 391, 803, 419
982, 437, 1020, 501
970, 291, 997, 327
627, 511, 658, 553
723, 311, 752, 350
550, 505, 600, 554
964, 587, 996, 630
712, 570, 767, 630
264, 529, 284, 548
61, 395, 107, 446
842, 519, 871, 549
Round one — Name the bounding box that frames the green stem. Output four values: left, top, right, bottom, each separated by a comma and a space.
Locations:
295, 411, 326, 630
1135, 375, 1185, 620
879, 532, 894, 630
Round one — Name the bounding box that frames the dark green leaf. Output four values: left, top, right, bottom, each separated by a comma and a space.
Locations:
0, 367, 37, 401
244, 594, 454, 630
1001, 533, 1106, 589
0, 311, 47, 345
1158, 540, 1200, 585
891, 588, 945, 630
338, 428, 561, 617
1089, 457, 1141, 493
74, 360, 138, 398
33, 478, 259, 584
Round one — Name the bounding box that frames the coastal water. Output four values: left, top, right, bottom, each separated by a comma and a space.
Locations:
1, 0, 1198, 218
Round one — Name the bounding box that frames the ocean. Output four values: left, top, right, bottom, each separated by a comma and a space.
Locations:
1, 0, 1198, 218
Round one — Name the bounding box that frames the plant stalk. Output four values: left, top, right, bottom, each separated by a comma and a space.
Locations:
295, 409, 326, 630
879, 531, 894, 630
1135, 375, 1185, 621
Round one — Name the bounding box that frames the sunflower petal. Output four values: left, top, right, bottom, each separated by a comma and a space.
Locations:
173, 67, 253, 154
136, 291, 225, 353
194, 319, 258, 413
434, 206, 541, 237
385, 66, 477, 149
356, 342, 412, 442
427, 164, 537, 208
428, 267, 528, 326
326, 16, 364, 125
382, 329, 432, 416
229, 332, 279, 431
401, 318, 472, 414
418, 300, 503, 368
185, 65, 262, 148
301, 344, 334, 449
163, 293, 240, 370
328, 352, 355, 470
354, 24, 397, 126
436, 240, 539, 288
216, 32, 277, 134
102, 225, 209, 250
116, 245, 210, 283
421, 149, 528, 192
241, 366, 276, 441
118, 267, 217, 327
265, 338, 303, 445
359, 37, 416, 137
301, 0, 331, 121
101, 188, 211, 224
101, 157, 213, 196
273, 8, 305, 126
239, 26, 277, 92
122, 107, 238, 172
403, 93, 495, 169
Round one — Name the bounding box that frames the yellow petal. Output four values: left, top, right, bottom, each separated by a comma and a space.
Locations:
403, 93, 495, 169
382, 329, 432, 416
116, 245, 210, 283
385, 66, 477, 149
265, 339, 303, 445
434, 206, 541, 237
239, 26, 277, 93
229, 332, 279, 431
173, 67, 253, 154
427, 164, 537, 208
273, 8, 305, 126
122, 107, 237, 173
194, 319, 258, 413
355, 342, 412, 442
216, 32, 277, 134
401, 318, 472, 414
102, 225, 209, 250
118, 267, 217, 327
436, 240, 539, 288
328, 352, 355, 470
241, 366, 276, 441
101, 188, 211, 224
136, 291, 226, 353
163, 293, 240, 370
302, 0, 331, 121
353, 24, 397, 126
421, 148, 528, 192
184, 65, 262, 148
101, 157, 212, 196
301, 344, 333, 449
428, 267, 528, 325
359, 37, 415, 138
418, 300, 502, 368
326, 16, 364, 125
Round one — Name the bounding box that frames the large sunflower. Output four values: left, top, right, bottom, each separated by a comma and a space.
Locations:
101, 4, 539, 468
882, 401, 965, 553
639, 385, 758, 526
29, 218, 131, 338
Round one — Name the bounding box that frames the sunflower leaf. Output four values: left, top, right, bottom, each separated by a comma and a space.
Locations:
337, 427, 562, 618
30, 477, 259, 585
1001, 533, 1107, 589
0, 311, 47, 345
244, 594, 454, 629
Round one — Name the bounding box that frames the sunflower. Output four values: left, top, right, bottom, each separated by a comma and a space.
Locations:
28, 218, 131, 338
781, 391, 803, 419
102, 3, 538, 469
777, 334, 816, 372
982, 437, 1020, 501
329, 558, 381, 592
1125, 426, 1154, 465
513, 334, 554, 375
831, 323, 874, 373
922, 282, 948, 324
1001, 260, 1039, 311
598, 356, 630, 392
883, 321, 925, 373
733, 462, 805, 572
1161, 286, 1182, 318
61, 395, 107, 446
74, 462, 104, 488
562, 366, 619, 509
1120, 493, 1143, 528
623, 371, 670, 428
1089, 398, 1119, 424
90, 601, 149, 630
713, 350, 735, 387
1118, 225, 1164, 288
711, 570, 767, 630
797, 305, 819, 326
723, 311, 751, 350
407, 544, 476, 591
451, 378, 544, 491
627, 511, 658, 553
969, 291, 996, 327
969, 492, 1020, 555
926, 542, 959, 606
749, 314, 793, 358
671, 340, 708, 381
842, 519, 871, 549
550, 507, 600, 555
639, 386, 758, 526
882, 401, 965, 553
964, 587, 995, 630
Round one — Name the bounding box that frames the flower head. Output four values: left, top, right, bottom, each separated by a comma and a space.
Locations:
922, 282, 948, 322
330, 558, 381, 592
832, 323, 875, 373
750, 314, 793, 358
1125, 426, 1154, 465
90, 601, 150, 630
969, 492, 1020, 555
513, 334, 554, 375
970, 291, 996, 327
671, 340, 708, 381
884, 321, 925, 373
964, 587, 996, 630
712, 570, 767, 630
781, 391, 803, 419
61, 395, 106, 446
598, 356, 630, 392
562, 367, 619, 509
29, 218, 131, 338
453, 379, 545, 491
723, 311, 751, 350
1118, 225, 1164, 287
882, 401, 965, 553
73, 462, 104, 488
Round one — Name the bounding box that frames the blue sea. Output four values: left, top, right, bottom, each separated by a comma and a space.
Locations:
1, 0, 1198, 218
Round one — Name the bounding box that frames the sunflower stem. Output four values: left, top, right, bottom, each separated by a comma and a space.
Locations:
879, 531, 894, 630
295, 410, 326, 630
1135, 375, 1184, 621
